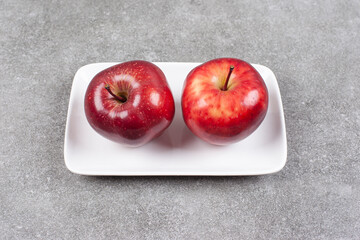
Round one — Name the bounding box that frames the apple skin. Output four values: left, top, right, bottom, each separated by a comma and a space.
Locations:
84, 61, 175, 147
181, 58, 268, 145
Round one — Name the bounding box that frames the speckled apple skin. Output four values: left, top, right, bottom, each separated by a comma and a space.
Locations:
181, 58, 268, 145
84, 61, 175, 147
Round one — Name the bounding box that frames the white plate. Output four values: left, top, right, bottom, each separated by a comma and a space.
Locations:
64, 62, 287, 176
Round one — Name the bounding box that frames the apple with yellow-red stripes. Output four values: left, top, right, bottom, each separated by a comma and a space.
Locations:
181, 58, 269, 145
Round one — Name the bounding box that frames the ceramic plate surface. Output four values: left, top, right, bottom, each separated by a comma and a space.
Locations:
64, 62, 287, 175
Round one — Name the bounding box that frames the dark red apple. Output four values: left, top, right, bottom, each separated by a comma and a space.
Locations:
181, 58, 268, 145
84, 60, 175, 147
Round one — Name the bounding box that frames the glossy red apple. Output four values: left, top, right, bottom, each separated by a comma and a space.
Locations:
181, 58, 268, 145
84, 60, 175, 147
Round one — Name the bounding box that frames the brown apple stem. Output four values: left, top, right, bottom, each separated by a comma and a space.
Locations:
104, 84, 127, 103
221, 65, 235, 91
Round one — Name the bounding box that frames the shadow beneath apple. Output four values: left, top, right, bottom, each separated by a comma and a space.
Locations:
151, 100, 197, 149
249, 88, 285, 147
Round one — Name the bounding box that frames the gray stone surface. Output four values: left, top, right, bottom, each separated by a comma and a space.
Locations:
1, 0, 360, 239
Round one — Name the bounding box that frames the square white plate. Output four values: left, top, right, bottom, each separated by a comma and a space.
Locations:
64, 62, 287, 176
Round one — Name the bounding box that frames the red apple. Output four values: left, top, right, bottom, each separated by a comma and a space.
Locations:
84, 60, 175, 147
181, 58, 268, 145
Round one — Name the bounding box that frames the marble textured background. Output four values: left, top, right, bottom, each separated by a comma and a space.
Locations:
1, 0, 359, 239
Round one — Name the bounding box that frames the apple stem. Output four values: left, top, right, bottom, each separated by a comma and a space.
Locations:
105, 84, 127, 103
222, 65, 235, 91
